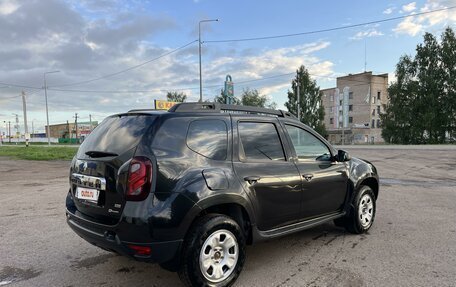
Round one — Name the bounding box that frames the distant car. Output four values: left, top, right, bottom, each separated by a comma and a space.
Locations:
66, 103, 379, 287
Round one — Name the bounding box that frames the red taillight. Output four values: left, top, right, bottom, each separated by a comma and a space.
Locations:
127, 244, 151, 256
126, 156, 152, 201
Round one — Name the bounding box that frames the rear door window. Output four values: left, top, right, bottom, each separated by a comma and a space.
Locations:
186, 120, 228, 160
238, 122, 285, 161
77, 115, 155, 158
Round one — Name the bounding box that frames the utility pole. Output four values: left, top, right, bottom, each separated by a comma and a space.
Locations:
3, 121, 6, 144
13, 113, 19, 145
44, 70, 60, 145
21, 91, 30, 147
198, 19, 219, 102
67, 120, 70, 140
364, 39, 367, 72
74, 113, 79, 143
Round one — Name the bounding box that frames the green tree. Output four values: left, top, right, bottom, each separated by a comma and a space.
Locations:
240, 88, 277, 109
285, 65, 326, 137
166, 91, 187, 102
441, 27, 456, 140
381, 27, 456, 144
381, 55, 419, 143
214, 89, 241, 105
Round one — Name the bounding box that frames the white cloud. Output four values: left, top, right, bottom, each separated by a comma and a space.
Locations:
0, 1, 336, 129
350, 29, 385, 40
393, 0, 456, 36
402, 2, 417, 12
203, 41, 334, 94
388, 72, 397, 85
393, 16, 423, 36
0, 0, 20, 15
383, 7, 394, 14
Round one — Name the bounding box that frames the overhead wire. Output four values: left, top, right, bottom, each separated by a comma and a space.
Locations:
52, 40, 198, 88
0, 81, 42, 90
204, 5, 456, 43
46, 71, 388, 94
1, 4, 431, 95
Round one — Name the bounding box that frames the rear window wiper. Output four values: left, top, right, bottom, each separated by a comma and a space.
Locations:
85, 150, 119, 158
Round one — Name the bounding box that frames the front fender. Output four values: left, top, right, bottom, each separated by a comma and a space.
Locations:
349, 157, 379, 191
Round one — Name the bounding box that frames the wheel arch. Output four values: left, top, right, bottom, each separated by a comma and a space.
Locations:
190, 195, 255, 245
358, 177, 379, 199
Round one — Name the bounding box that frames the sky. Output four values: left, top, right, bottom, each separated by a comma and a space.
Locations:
0, 0, 456, 134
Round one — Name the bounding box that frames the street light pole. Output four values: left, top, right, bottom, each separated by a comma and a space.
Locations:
8, 121, 11, 143
44, 70, 60, 146
198, 19, 218, 103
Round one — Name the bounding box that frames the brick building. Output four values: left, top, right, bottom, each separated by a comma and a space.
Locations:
46, 121, 98, 139
321, 72, 388, 144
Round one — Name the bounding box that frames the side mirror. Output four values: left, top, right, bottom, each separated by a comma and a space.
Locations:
337, 150, 351, 162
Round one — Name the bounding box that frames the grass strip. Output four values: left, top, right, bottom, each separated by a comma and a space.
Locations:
0, 146, 78, 160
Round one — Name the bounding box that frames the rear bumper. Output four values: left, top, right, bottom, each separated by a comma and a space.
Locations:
66, 209, 182, 263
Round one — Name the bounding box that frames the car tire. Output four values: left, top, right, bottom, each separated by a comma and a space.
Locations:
343, 185, 376, 234
178, 214, 246, 287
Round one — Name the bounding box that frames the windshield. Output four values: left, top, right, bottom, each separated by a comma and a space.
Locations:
77, 115, 156, 158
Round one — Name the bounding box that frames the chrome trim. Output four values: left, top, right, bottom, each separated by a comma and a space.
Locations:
71, 173, 106, 190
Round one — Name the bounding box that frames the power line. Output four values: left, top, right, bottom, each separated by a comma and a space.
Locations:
47, 71, 388, 94
204, 5, 456, 43
0, 81, 42, 90
53, 40, 198, 88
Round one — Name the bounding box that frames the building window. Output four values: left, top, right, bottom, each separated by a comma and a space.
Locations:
330, 95, 334, 101
372, 97, 376, 104
330, 107, 333, 113
372, 109, 375, 116
377, 119, 381, 128
371, 119, 375, 128
349, 105, 353, 111
349, 117, 353, 123
349, 92, 353, 99
377, 91, 381, 100
377, 105, 381, 114
330, 118, 334, 124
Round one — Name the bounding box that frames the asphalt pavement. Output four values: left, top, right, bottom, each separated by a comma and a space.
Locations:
1, 146, 455, 286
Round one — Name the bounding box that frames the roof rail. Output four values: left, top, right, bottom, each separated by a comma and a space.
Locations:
168, 102, 220, 113
128, 108, 160, 112
168, 102, 296, 119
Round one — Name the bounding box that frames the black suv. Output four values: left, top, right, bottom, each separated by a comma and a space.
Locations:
66, 103, 379, 287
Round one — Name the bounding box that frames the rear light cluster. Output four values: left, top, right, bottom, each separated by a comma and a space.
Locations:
126, 156, 152, 201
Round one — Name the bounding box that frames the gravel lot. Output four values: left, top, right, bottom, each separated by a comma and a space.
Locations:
1, 146, 455, 287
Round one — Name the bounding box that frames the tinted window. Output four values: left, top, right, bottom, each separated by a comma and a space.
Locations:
77, 115, 156, 158
238, 122, 285, 161
187, 120, 227, 160
285, 125, 331, 161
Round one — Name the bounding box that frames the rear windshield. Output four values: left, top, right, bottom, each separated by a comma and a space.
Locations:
77, 115, 156, 158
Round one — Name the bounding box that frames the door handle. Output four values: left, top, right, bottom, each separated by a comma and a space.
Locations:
244, 176, 260, 185
303, 174, 314, 182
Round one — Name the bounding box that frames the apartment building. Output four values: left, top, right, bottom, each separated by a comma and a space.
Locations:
321, 72, 388, 144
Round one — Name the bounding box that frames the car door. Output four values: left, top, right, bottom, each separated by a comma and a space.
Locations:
282, 123, 348, 219
232, 117, 302, 231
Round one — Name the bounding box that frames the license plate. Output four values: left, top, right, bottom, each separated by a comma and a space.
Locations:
76, 187, 100, 202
